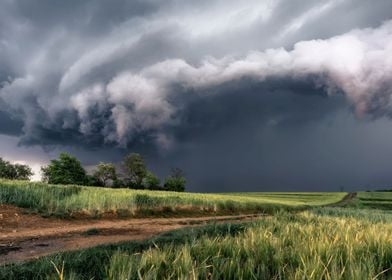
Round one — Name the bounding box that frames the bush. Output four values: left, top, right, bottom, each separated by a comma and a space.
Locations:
41, 153, 88, 185
164, 177, 186, 192
142, 172, 161, 190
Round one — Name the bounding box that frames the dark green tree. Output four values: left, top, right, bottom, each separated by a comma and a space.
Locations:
123, 153, 147, 188
142, 171, 161, 190
0, 158, 33, 180
12, 164, 34, 180
112, 178, 126, 188
41, 153, 88, 185
164, 168, 186, 192
86, 175, 102, 187
92, 162, 117, 187
0, 158, 13, 179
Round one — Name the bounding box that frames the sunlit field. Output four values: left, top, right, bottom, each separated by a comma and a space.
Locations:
0, 180, 345, 218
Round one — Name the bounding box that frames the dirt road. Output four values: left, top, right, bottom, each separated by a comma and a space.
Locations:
327, 192, 357, 207
0, 205, 262, 265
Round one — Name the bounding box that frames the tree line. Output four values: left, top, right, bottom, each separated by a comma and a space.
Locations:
0, 158, 33, 180
0, 153, 186, 192
43, 152, 186, 192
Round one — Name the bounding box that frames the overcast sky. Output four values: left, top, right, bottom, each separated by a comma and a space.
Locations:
1, 0, 392, 191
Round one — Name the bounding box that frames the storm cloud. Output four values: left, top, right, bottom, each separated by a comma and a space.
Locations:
1, 0, 392, 191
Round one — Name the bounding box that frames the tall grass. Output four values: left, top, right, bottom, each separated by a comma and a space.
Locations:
0, 222, 251, 280
105, 211, 392, 280
3, 208, 392, 279
0, 180, 345, 218
311, 207, 392, 223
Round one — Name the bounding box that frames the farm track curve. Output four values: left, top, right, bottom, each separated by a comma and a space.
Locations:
327, 192, 357, 207
0, 205, 263, 265
0, 193, 352, 265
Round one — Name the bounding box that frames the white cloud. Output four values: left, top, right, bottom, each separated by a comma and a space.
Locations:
51, 20, 392, 147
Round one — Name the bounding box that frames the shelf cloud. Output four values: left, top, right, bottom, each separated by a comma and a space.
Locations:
1, 0, 392, 190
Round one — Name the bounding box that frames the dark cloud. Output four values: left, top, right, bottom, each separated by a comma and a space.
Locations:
0, 0, 392, 190
0, 111, 23, 136
147, 79, 349, 191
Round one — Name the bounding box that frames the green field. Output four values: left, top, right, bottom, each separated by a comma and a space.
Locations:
105, 209, 392, 280
219, 192, 345, 205
2, 180, 392, 279
0, 180, 345, 218
3, 207, 392, 279
353, 192, 392, 210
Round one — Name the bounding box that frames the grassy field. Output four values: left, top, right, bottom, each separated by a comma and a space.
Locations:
0, 223, 251, 280
3, 207, 392, 279
220, 192, 345, 205
3, 180, 392, 279
105, 209, 392, 280
0, 180, 345, 218
353, 192, 392, 210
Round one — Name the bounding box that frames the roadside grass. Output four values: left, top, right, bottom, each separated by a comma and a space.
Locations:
3, 208, 392, 279
105, 210, 392, 280
0, 222, 251, 280
0, 180, 346, 218
311, 207, 392, 223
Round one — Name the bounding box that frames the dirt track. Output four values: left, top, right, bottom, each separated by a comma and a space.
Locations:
0, 205, 262, 265
328, 192, 357, 207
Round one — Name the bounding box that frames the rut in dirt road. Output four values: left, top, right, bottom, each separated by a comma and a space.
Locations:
0, 204, 263, 265
0, 193, 353, 265
327, 192, 357, 207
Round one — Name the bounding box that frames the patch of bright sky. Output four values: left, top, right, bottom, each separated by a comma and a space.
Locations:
169, 0, 277, 38
0, 134, 50, 181
278, 0, 344, 39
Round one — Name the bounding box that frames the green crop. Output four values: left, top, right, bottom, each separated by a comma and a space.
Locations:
0, 180, 345, 218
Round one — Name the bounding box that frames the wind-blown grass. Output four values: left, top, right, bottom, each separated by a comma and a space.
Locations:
105, 211, 392, 280
0, 180, 345, 218
311, 207, 392, 223
0, 222, 251, 280
2, 208, 392, 279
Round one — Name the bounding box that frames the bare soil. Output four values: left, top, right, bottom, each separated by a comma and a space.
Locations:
0, 205, 262, 265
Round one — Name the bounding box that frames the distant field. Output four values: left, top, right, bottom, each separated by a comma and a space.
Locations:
220, 192, 346, 206
333, 192, 392, 210
0, 180, 346, 218
354, 192, 392, 210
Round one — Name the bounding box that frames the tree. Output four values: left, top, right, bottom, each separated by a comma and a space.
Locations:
164, 168, 186, 192
12, 164, 33, 180
41, 153, 88, 185
92, 162, 117, 187
86, 174, 102, 187
0, 158, 13, 179
122, 153, 147, 188
112, 178, 126, 188
0, 158, 33, 180
142, 171, 161, 190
